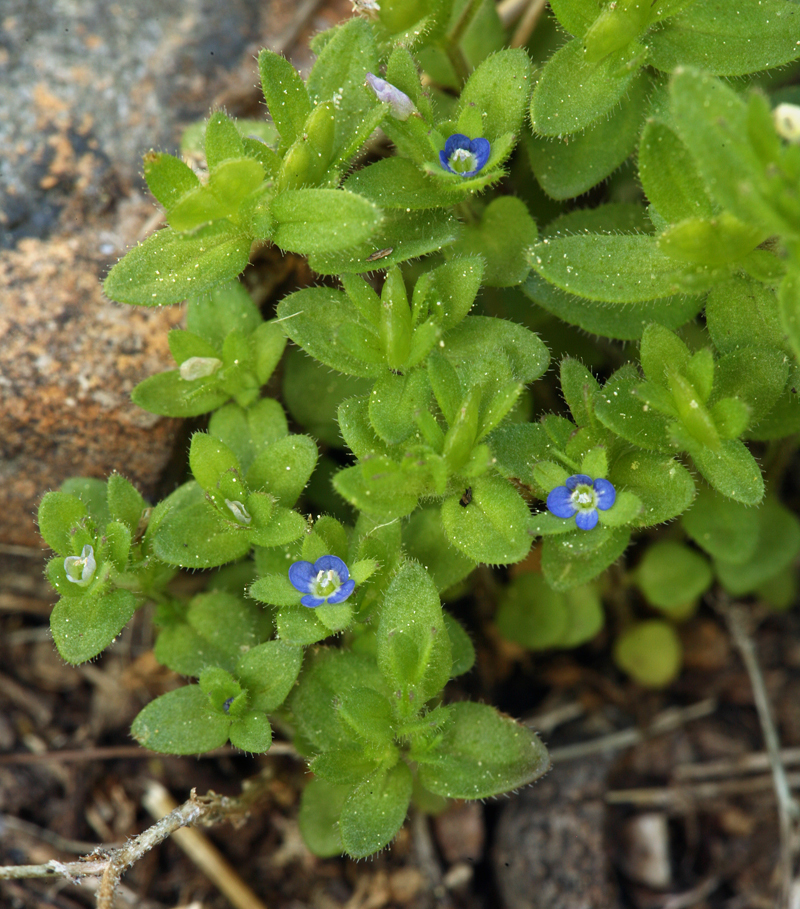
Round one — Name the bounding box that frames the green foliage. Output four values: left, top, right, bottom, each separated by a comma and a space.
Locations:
42, 0, 800, 862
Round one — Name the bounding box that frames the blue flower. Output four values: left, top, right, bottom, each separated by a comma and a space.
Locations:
546, 474, 616, 531
439, 134, 491, 177
288, 555, 356, 608
64, 544, 96, 586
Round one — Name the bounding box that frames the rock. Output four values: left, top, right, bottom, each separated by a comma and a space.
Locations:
492, 755, 618, 909
0, 0, 336, 548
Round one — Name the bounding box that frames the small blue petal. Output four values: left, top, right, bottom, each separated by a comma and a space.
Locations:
314, 555, 349, 582
444, 133, 471, 156
470, 137, 491, 171
327, 578, 355, 604
301, 594, 326, 608
288, 560, 316, 592
593, 478, 616, 511
575, 508, 599, 531
565, 474, 593, 490
547, 486, 577, 519
439, 149, 453, 173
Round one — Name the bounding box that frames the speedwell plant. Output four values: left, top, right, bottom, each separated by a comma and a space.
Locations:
38, 0, 800, 857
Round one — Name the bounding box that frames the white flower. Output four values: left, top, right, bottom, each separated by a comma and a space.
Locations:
64, 544, 96, 585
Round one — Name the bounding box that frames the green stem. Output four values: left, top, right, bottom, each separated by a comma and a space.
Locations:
442, 0, 483, 86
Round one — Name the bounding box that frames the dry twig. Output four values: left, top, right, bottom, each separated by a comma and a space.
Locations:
716, 595, 800, 909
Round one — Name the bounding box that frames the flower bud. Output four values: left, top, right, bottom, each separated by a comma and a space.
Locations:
774, 103, 800, 143
179, 356, 222, 381
365, 73, 415, 121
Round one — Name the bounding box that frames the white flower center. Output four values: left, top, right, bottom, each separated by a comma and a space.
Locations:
571, 486, 596, 510
313, 569, 340, 597
225, 499, 252, 525
449, 148, 477, 174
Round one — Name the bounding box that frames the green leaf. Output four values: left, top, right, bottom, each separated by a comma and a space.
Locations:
638, 121, 714, 223
345, 157, 467, 210
106, 474, 146, 533
497, 573, 604, 650
277, 287, 384, 379
658, 213, 766, 266
187, 280, 262, 349
455, 49, 532, 143
530, 37, 646, 137
706, 275, 784, 356
649, 0, 800, 76
258, 50, 311, 147
307, 208, 460, 276
104, 223, 252, 306
611, 450, 696, 527
50, 587, 137, 665
443, 316, 549, 387
60, 477, 110, 527
541, 526, 631, 591
670, 70, 792, 237
441, 477, 532, 565
523, 273, 703, 341
684, 438, 764, 506
143, 151, 201, 210
448, 197, 538, 286
595, 364, 675, 451
271, 189, 382, 256
153, 482, 252, 568
306, 18, 379, 162
229, 712, 272, 753
443, 613, 476, 676
208, 399, 288, 474
38, 491, 89, 555
613, 620, 682, 687
204, 111, 244, 167
298, 778, 350, 857
249, 571, 302, 607
282, 347, 371, 447
636, 541, 712, 613
376, 561, 451, 709
339, 762, 413, 859
779, 269, 800, 364
682, 483, 760, 564
412, 257, 485, 332
369, 371, 430, 445
236, 641, 303, 712
713, 347, 788, 432
289, 648, 387, 752
402, 508, 476, 594
640, 323, 690, 387
189, 432, 243, 503
528, 71, 649, 199
715, 498, 800, 595
338, 396, 391, 460
417, 702, 550, 799
276, 605, 332, 645
132, 686, 230, 754
247, 434, 318, 506
337, 687, 394, 745
549, 0, 600, 36
529, 234, 719, 303
155, 592, 268, 677
131, 369, 229, 417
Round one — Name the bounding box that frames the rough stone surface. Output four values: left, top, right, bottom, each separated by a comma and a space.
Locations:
492, 754, 618, 909
0, 0, 351, 548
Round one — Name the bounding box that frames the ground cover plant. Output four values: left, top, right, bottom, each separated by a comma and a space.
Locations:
32, 0, 800, 880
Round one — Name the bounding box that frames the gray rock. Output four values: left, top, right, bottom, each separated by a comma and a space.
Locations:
493, 755, 618, 909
